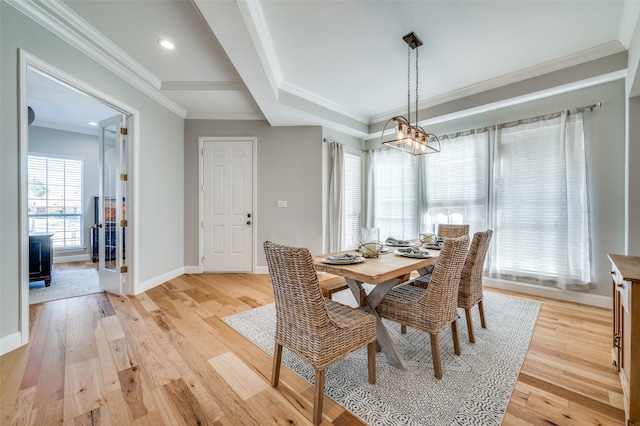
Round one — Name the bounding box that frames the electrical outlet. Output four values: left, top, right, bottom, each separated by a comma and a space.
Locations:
277, 200, 287, 208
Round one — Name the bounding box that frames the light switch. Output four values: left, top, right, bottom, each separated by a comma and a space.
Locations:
277, 200, 287, 208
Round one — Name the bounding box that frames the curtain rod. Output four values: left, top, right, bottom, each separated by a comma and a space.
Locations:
323, 138, 341, 144
573, 102, 601, 113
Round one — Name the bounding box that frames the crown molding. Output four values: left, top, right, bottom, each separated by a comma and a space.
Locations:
6, 0, 186, 118
237, 0, 282, 98
185, 112, 265, 120
161, 81, 247, 91
619, 0, 640, 49
371, 40, 626, 124
279, 81, 369, 125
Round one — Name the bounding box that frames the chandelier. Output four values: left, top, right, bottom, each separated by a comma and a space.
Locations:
381, 32, 440, 156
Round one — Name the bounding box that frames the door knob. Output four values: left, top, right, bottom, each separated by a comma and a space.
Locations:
247, 213, 252, 218
247, 221, 252, 225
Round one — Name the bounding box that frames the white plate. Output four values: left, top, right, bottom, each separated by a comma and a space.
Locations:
322, 255, 365, 265
423, 243, 442, 250
386, 241, 418, 247
394, 249, 433, 259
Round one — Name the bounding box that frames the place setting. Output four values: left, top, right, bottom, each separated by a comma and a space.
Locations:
420, 232, 444, 250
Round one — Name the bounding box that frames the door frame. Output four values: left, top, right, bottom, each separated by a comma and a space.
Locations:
18, 50, 138, 345
198, 136, 258, 273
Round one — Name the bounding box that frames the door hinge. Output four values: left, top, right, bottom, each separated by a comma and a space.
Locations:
201, 256, 205, 264
201, 221, 205, 228
120, 220, 128, 227
120, 266, 128, 273
120, 127, 128, 135
120, 174, 128, 181
201, 148, 204, 156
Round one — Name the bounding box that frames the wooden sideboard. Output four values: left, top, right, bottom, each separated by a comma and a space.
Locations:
609, 254, 640, 425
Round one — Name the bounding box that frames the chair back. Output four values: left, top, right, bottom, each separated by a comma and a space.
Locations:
437, 224, 469, 239
458, 230, 493, 309
422, 235, 470, 332
263, 241, 331, 348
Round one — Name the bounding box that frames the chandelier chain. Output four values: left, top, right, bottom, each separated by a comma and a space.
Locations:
415, 45, 419, 129
407, 43, 411, 125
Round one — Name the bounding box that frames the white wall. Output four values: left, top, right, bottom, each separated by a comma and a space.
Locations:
1, 3, 185, 353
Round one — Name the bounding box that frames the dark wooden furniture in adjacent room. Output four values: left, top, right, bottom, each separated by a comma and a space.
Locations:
29, 232, 53, 286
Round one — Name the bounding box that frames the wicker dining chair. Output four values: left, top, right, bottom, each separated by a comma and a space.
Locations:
377, 235, 470, 379
458, 230, 493, 343
437, 223, 470, 239
263, 241, 377, 425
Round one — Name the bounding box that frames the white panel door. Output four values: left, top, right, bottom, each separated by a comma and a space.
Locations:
203, 140, 253, 272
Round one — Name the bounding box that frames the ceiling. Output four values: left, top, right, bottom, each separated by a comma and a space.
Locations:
25, 0, 639, 138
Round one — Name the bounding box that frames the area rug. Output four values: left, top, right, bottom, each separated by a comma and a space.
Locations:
222, 288, 541, 425
29, 268, 101, 304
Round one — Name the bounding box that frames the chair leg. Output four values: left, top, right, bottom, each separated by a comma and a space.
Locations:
429, 333, 442, 379
313, 369, 326, 426
464, 308, 475, 343
401, 324, 407, 334
367, 341, 376, 384
271, 342, 282, 387
451, 320, 461, 356
478, 300, 487, 328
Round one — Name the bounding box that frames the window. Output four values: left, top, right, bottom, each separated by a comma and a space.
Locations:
489, 112, 591, 288
343, 151, 362, 249
28, 155, 84, 249
370, 148, 418, 241
422, 130, 489, 236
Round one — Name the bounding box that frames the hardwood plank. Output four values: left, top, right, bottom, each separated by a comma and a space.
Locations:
117, 365, 149, 420
63, 357, 107, 420
208, 351, 269, 401
155, 378, 212, 426
33, 299, 68, 409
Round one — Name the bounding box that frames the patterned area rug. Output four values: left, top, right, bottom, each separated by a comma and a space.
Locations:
29, 268, 101, 304
223, 288, 541, 425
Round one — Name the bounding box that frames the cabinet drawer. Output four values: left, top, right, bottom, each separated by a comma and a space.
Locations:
612, 267, 631, 313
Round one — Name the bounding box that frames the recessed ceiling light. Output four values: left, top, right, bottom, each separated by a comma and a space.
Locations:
158, 39, 175, 50
87, 121, 97, 126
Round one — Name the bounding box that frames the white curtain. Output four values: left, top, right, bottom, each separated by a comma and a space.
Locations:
366, 147, 419, 242
488, 111, 592, 289
420, 129, 490, 236
327, 142, 344, 252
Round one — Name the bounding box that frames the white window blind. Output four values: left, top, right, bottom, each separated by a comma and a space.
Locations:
28, 155, 84, 249
489, 112, 591, 288
343, 151, 362, 250
371, 148, 418, 241
423, 130, 489, 236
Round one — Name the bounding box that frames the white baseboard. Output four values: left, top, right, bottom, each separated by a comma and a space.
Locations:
0, 332, 24, 356
483, 278, 612, 308
184, 265, 202, 274
133, 266, 186, 295
53, 254, 91, 263
255, 265, 268, 274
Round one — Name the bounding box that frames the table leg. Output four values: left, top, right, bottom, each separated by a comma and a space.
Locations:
345, 278, 407, 371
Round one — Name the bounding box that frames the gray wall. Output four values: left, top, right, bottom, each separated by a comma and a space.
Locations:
1, 4, 184, 343
27, 126, 99, 260
184, 121, 323, 269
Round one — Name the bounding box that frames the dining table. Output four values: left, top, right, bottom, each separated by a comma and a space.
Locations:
313, 245, 440, 370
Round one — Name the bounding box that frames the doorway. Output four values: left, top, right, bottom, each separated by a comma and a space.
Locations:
20, 51, 134, 321
200, 137, 257, 272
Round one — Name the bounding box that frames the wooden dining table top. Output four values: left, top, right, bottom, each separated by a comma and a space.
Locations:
313, 247, 439, 284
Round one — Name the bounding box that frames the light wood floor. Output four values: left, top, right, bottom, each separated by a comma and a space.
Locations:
1, 272, 625, 425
